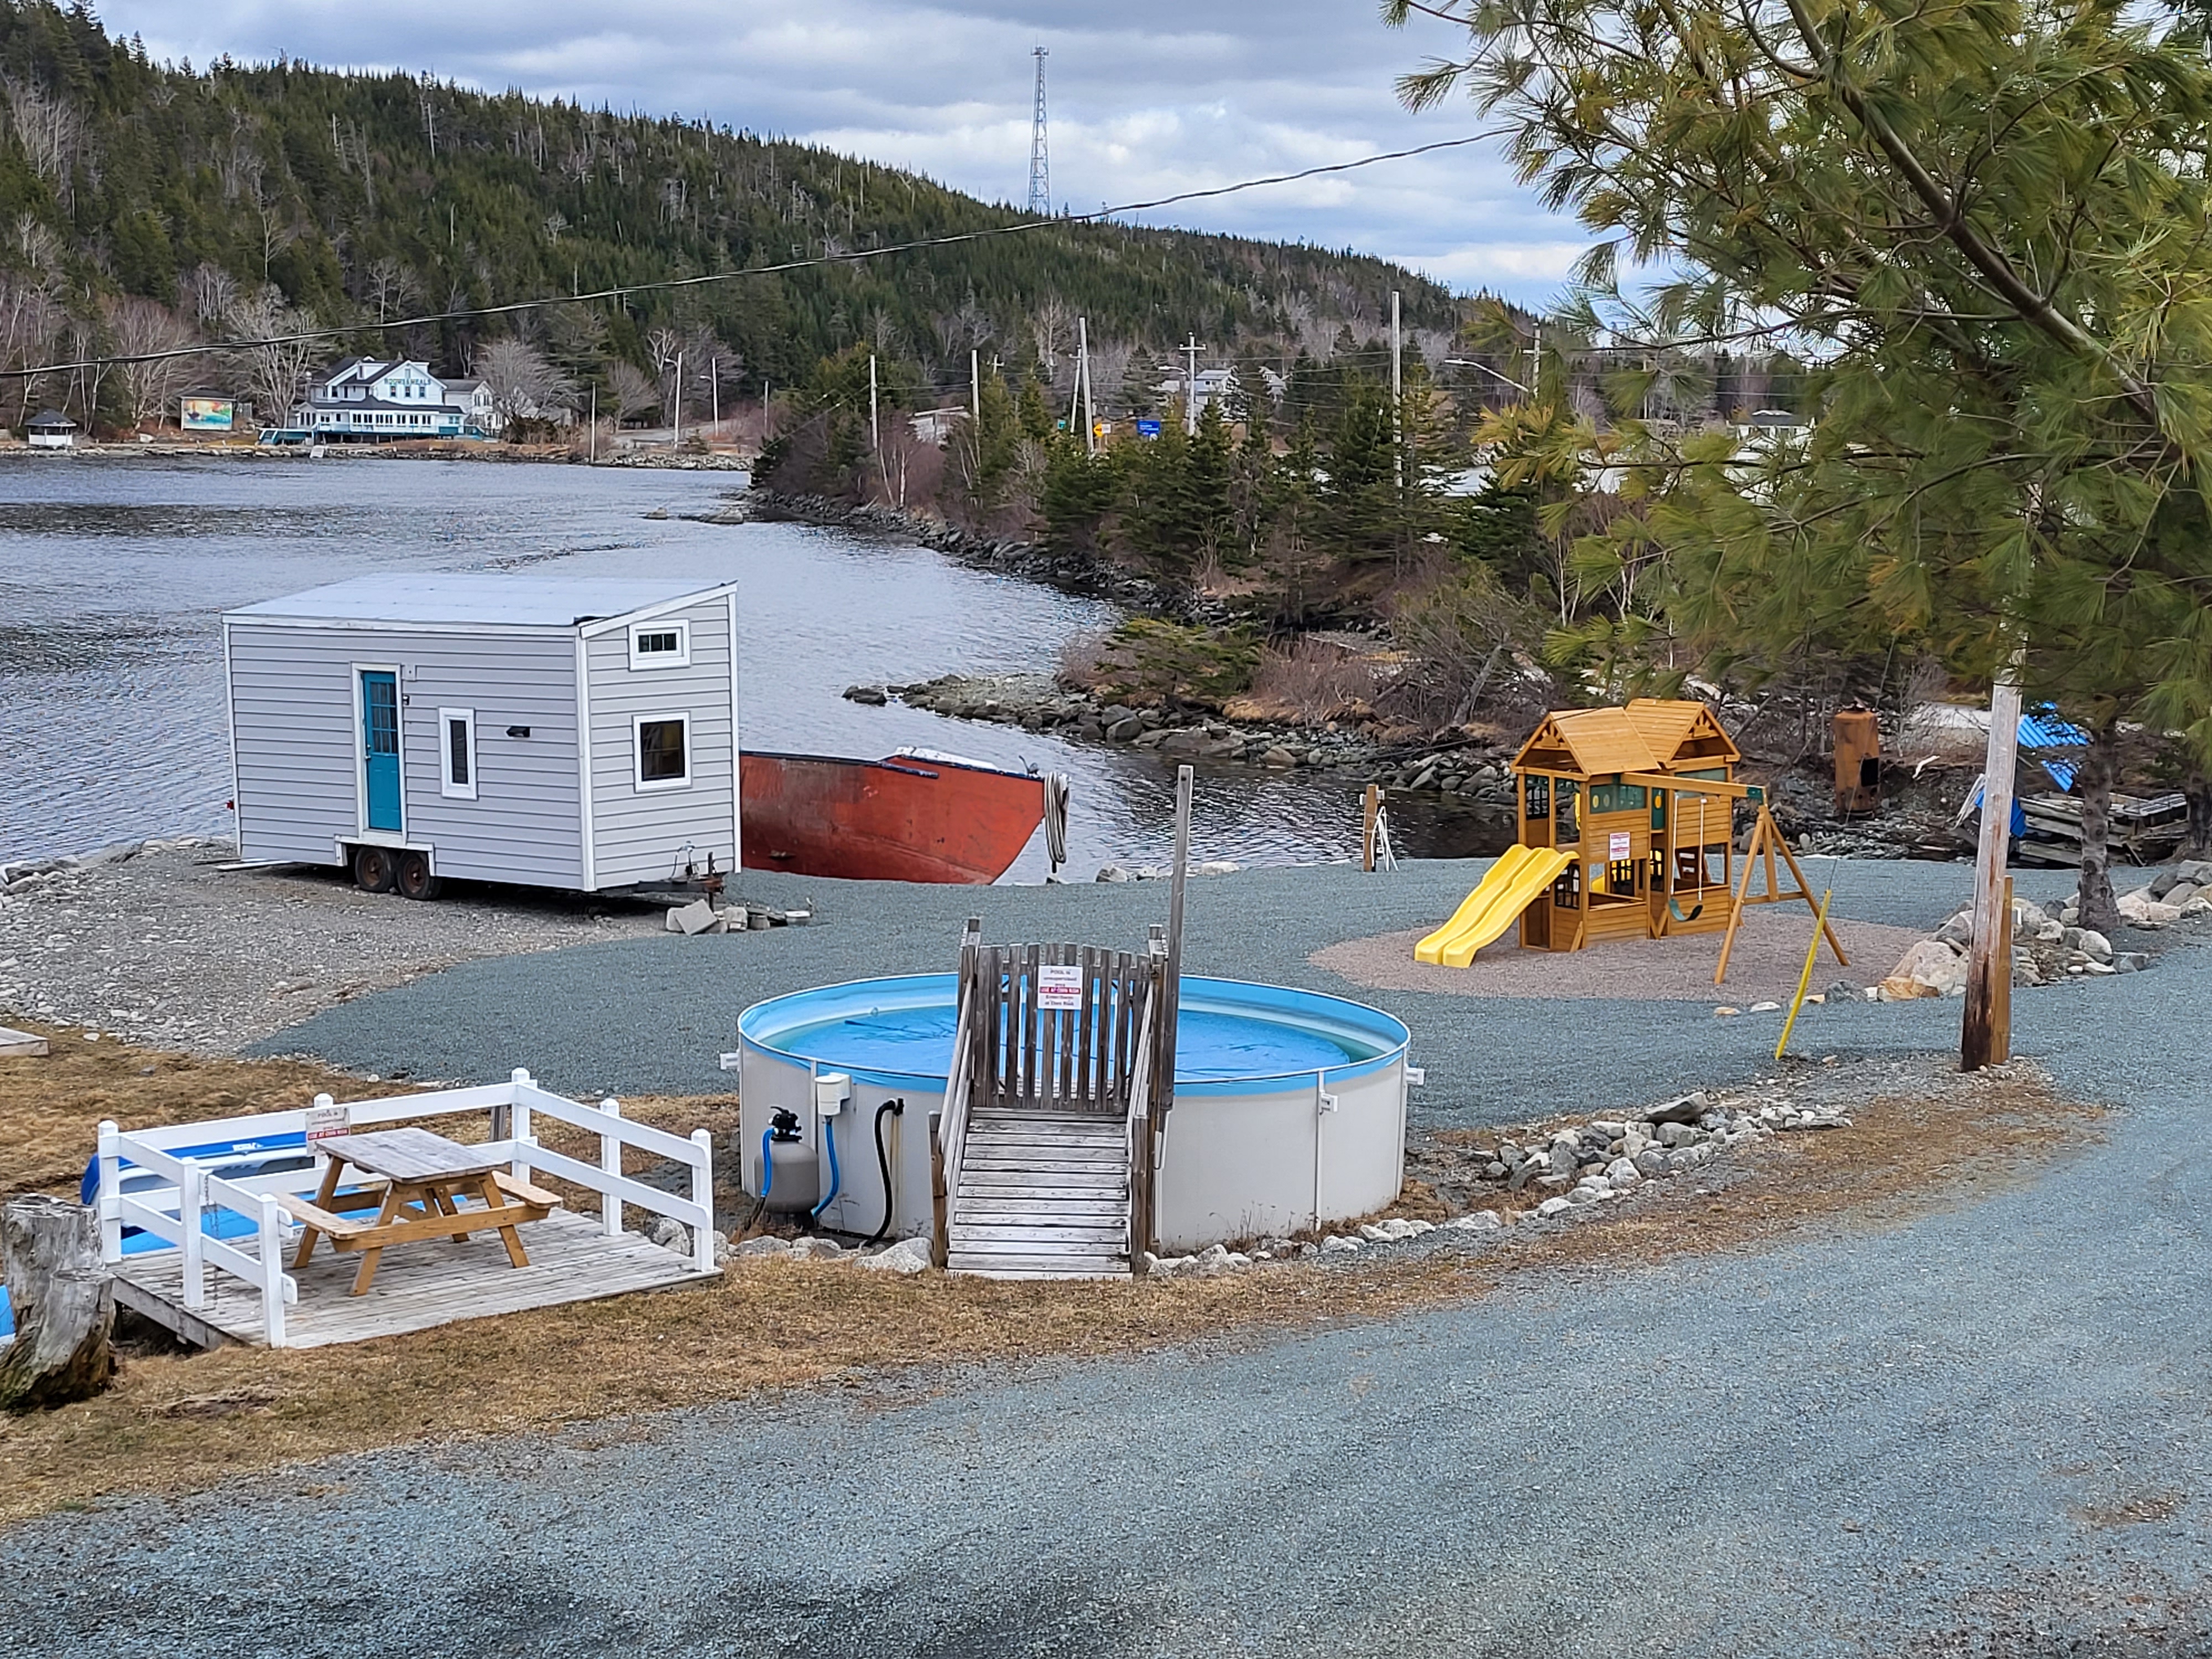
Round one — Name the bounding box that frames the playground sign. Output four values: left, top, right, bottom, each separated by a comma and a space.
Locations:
1036, 965, 1085, 1010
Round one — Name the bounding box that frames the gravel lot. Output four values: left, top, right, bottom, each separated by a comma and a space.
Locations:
239, 855, 2088, 1127
0, 841, 666, 1054
0, 860, 2206, 1653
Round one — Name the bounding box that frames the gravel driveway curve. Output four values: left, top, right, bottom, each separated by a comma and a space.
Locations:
2, 862, 2205, 1655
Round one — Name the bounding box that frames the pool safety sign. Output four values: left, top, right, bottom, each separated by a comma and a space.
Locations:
1037, 965, 1085, 1010
1609, 831, 1632, 858
304, 1102, 350, 1142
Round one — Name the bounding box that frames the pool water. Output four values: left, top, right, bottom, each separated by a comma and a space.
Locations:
770, 987, 1386, 1085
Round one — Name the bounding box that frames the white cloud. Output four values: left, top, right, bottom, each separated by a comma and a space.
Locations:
98, 0, 1588, 301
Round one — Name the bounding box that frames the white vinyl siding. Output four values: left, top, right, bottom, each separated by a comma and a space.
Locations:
586, 602, 737, 887
227, 627, 583, 886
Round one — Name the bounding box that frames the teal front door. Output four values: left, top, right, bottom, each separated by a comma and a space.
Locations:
360, 670, 403, 832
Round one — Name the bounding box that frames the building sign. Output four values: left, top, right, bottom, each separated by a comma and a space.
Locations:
1609, 831, 1632, 859
1036, 965, 1086, 1010
1135, 419, 1163, 439
181, 396, 236, 432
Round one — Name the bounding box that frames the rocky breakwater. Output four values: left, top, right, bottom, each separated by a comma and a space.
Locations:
860, 672, 1379, 771
857, 671, 1521, 813
1862, 858, 2212, 1000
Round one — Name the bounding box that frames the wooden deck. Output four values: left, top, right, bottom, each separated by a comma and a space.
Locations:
113, 1210, 721, 1350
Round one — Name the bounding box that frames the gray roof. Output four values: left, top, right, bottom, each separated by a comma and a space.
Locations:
226, 572, 733, 629
27, 409, 76, 427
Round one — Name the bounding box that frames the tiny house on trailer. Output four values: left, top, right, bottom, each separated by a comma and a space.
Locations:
223, 573, 739, 898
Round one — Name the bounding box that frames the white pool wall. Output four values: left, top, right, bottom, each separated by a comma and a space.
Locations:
737, 973, 1412, 1250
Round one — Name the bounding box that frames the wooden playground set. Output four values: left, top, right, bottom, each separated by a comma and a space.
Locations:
1416, 698, 1848, 983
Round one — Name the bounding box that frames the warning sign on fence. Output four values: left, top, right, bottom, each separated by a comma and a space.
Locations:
1037, 965, 1085, 1010
304, 1102, 350, 1142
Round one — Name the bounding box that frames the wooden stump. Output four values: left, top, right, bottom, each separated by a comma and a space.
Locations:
0, 1196, 115, 1411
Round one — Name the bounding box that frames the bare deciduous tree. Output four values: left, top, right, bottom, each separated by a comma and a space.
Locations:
603, 359, 659, 425
0, 274, 64, 426
178, 263, 238, 329
102, 296, 199, 429
474, 336, 577, 435
361, 257, 420, 325
223, 285, 320, 427
1, 79, 85, 199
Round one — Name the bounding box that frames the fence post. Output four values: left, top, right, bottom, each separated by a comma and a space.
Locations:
180, 1164, 206, 1311
510, 1068, 534, 1183
258, 1195, 289, 1348
95, 1120, 122, 1263
600, 1098, 623, 1238
689, 1129, 716, 1273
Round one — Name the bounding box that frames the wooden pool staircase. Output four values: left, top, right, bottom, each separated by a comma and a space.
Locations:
933, 928, 1170, 1282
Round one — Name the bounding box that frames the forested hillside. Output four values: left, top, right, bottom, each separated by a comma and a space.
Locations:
0, 0, 1463, 427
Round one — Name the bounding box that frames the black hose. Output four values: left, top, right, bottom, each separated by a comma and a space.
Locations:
865, 1097, 907, 1246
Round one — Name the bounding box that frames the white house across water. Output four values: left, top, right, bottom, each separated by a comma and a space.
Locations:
222, 573, 739, 898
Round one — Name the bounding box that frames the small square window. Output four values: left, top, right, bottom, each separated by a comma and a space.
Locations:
439, 708, 477, 799
629, 620, 690, 670
636, 715, 690, 789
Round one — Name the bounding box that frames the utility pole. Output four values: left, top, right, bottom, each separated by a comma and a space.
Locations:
711, 357, 719, 434
672, 349, 682, 447
868, 353, 880, 455
1390, 289, 1403, 497
1963, 656, 2025, 1069
1072, 316, 1095, 455
971, 348, 981, 425
589, 385, 597, 463
1183, 334, 1204, 436
1026, 46, 1051, 216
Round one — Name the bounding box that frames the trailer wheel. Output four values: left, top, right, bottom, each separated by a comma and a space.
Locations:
396, 849, 441, 901
352, 845, 398, 894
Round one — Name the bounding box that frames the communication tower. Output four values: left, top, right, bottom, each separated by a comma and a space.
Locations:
1027, 46, 1051, 216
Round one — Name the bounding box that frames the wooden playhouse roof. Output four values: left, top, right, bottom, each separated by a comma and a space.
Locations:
1513, 698, 1740, 778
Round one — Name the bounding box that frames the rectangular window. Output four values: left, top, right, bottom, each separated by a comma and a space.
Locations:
629, 619, 690, 670
439, 708, 477, 799
635, 714, 690, 790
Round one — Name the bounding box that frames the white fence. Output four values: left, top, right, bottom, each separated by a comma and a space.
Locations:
97, 1068, 714, 1348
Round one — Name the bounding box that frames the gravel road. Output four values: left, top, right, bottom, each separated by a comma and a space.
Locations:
0, 862, 2204, 1653
244, 856, 2088, 1128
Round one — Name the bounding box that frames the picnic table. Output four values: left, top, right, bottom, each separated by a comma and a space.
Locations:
290, 1128, 557, 1295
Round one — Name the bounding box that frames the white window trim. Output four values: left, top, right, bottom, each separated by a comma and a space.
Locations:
439, 707, 478, 800
634, 713, 692, 791
629, 619, 691, 670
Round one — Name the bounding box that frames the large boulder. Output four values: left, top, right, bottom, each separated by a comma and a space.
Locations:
1881, 938, 1968, 999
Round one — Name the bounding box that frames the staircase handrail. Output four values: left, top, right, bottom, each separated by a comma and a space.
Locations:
931, 923, 983, 1267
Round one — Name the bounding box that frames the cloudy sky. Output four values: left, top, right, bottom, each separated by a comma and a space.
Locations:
96, 1, 1586, 301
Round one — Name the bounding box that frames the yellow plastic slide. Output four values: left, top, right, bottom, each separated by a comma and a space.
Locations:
1414, 846, 1575, 967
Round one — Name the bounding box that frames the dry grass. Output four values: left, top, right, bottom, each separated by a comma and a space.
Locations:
0, 1031, 2105, 1528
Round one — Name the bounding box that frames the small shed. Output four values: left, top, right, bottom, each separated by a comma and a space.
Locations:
26, 409, 77, 449
1510, 699, 1743, 951
223, 573, 739, 897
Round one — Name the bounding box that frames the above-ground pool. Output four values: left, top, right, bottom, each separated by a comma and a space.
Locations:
737, 973, 1413, 1251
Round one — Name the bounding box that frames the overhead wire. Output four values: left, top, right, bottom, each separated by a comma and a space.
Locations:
1, 130, 1509, 380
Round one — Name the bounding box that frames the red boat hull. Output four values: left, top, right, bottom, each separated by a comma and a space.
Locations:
739, 752, 1046, 884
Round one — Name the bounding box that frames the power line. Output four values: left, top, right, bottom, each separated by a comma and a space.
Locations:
1, 129, 1509, 380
